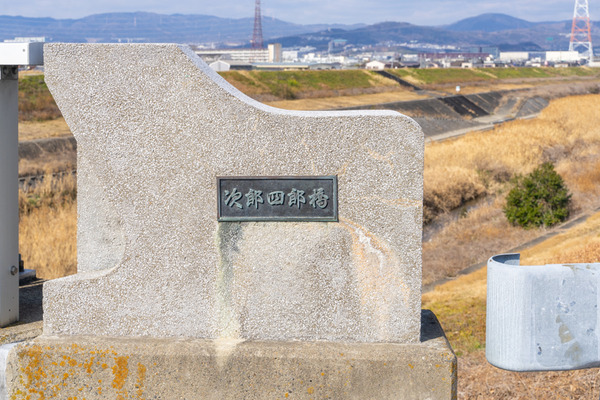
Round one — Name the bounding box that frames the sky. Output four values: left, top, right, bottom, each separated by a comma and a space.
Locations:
1, 0, 578, 26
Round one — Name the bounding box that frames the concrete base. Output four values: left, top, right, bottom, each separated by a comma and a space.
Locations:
2, 311, 455, 399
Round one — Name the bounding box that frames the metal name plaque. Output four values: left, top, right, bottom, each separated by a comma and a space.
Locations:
217, 176, 338, 222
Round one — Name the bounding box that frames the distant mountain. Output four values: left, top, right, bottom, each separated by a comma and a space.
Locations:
276, 16, 600, 52
0, 12, 598, 53
0, 12, 364, 44
445, 13, 535, 32
277, 21, 469, 49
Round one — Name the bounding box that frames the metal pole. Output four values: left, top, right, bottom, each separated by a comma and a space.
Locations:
0, 42, 43, 328
0, 65, 19, 327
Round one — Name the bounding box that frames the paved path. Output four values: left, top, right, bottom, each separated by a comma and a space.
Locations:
426, 111, 539, 142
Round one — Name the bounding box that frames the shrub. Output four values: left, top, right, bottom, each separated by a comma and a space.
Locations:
504, 162, 571, 228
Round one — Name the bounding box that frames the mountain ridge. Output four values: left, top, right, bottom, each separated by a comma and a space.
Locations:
0, 12, 596, 52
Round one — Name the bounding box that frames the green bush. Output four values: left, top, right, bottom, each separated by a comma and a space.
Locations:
504, 162, 571, 228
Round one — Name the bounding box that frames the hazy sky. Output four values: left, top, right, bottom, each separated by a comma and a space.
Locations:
2, 0, 578, 26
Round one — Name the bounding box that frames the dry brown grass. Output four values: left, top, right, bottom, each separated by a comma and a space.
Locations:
422, 94, 600, 285
264, 89, 428, 110
422, 198, 539, 285
18, 75, 62, 122
459, 351, 600, 399
19, 173, 77, 279
424, 208, 600, 399
424, 93, 600, 220
19, 118, 72, 141
521, 212, 600, 266
427, 94, 600, 172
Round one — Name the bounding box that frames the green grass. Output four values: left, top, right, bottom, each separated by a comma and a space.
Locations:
221, 70, 387, 99
388, 66, 600, 85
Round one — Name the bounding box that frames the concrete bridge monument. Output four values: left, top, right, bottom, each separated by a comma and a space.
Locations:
1, 44, 455, 399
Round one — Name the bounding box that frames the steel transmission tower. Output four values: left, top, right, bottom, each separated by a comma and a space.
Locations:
569, 0, 594, 60
251, 0, 264, 49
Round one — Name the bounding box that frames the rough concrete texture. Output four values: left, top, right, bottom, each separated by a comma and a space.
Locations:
43, 44, 423, 342
5, 310, 455, 399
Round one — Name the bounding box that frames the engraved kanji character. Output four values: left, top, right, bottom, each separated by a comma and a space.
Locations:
224, 188, 243, 209
267, 191, 285, 206
245, 188, 264, 209
309, 188, 329, 209
288, 188, 306, 209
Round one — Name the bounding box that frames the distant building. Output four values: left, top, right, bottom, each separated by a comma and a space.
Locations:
282, 50, 299, 62
196, 49, 268, 63
268, 43, 282, 63
499, 52, 529, 63
545, 51, 580, 63
365, 60, 386, 70
328, 39, 347, 53
466, 46, 499, 58
209, 60, 231, 72
3, 37, 46, 43
252, 63, 310, 71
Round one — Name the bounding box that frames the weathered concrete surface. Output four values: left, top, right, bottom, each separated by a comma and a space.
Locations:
43, 44, 424, 343
5, 310, 455, 399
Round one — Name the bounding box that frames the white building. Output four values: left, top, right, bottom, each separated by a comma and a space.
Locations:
268, 43, 282, 63
365, 60, 386, 70
282, 50, 299, 62
209, 60, 231, 72
195, 49, 268, 63
545, 51, 580, 63
499, 52, 529, 63
3, 37, 46, 43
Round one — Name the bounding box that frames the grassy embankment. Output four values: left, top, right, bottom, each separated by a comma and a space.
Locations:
18, 75, 69, 141
19, 93, 600, 285
421, 93, 600, 398
388, 66, 600, 85
220, 69, 403, 100
422, 94, 600, 285
18, 75, 75, 279
222, 67, 600, 109
387, 66, 600, 96
18, 72, 600, 279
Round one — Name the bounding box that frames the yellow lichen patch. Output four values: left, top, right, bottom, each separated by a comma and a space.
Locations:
307, 386, 315, 394
111, 355, 129, 399
18, 345, 46, 399
82, 357, 95, 374
136, 362, 146, 399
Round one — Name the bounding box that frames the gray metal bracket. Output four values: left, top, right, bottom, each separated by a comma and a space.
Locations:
0, 66, 17, 81
487, 253, 600, 372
